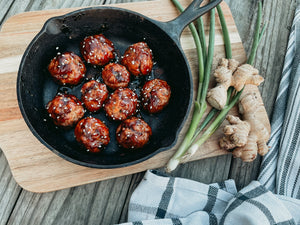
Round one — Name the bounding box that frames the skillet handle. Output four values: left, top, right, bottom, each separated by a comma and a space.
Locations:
165, 0, 222, 42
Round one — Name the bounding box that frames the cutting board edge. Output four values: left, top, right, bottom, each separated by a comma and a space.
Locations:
11, 149, 232, 193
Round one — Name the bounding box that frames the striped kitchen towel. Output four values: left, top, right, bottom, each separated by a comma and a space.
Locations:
258, 4, 300, 197
118, 170, 300, 225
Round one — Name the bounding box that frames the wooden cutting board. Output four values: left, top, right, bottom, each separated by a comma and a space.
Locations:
0, 0, 248, 193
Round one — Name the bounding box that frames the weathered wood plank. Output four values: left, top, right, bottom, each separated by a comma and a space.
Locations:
0, 0, 14, 26
106, 0, 151, 3
118, 172, 145, 223
6, 175, 133, 225
0, 0, 106, 27
0, 151, 22, 225
165, 154, 232, 184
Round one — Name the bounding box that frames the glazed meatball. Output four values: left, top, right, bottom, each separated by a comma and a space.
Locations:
102, 63, 130, 90
80, 34, 115, 66
48, 52, 86, 85
104, 88, 138, 121
81, 80, 109, 113
75, 117, 110, 153
121, 42, 153, 76
46, 94, 85, 127
141, 79, 171, 113
116, 117, 152, 149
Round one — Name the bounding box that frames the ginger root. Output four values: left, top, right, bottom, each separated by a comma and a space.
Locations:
219, 87, 271, 162
220, 115, 250, 150
207, 58, 239, 110
207, 59, 264, 110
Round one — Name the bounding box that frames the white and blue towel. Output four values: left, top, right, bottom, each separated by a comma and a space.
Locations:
119, 170, 300, 225
118, 4, 300, 225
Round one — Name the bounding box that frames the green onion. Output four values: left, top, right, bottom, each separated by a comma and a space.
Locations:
217, 4, 232, 59
166, 0, 215, 172
247, 1, 262, 65
190, 108, 218, 144
258, 23, 267, 44
191, 4, 233, 144
198, 18, 207, 63
187, 88, 237, 156
199, 6, 215, 106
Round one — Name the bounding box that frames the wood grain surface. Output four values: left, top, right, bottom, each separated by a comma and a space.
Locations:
0, 0, 249, 193
0, 0, 296, 224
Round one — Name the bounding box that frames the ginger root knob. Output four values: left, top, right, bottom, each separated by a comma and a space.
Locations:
207, 60, 264, 110
219, 87, 271, 162
219, 115, 250, 150
231, 64, 264, 91
207, 58, 239, 110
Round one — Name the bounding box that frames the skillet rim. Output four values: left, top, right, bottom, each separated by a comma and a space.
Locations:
17, 6, 194, 169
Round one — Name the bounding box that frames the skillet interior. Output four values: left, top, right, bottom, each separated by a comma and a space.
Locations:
17, 7, 192, 168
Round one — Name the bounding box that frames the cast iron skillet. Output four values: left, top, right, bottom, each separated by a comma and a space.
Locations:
17, 0, 222, 168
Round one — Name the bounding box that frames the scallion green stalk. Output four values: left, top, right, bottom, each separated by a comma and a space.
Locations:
187, 88, 238, 156
166, 1, 215, 172
198, 18, 207, 63
247, 1, 262, 65
217, 5, 232, 59
258, 23, 267, 44
191, 4, 233, 144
